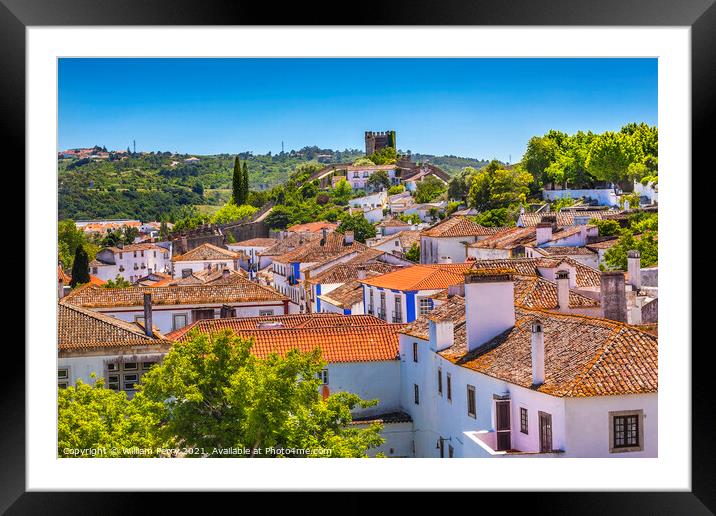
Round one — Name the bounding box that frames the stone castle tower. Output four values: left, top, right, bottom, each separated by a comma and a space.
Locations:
365, 130, 396, 155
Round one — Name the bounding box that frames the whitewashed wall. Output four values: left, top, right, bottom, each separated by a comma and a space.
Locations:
542, 188, 619, 207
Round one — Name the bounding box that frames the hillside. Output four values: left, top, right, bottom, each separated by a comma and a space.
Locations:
57, 147, 489, 221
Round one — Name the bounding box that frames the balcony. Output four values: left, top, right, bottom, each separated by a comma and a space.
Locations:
392, 314, 403, 323
463, 430, 564, 458
377, 310, 386, 321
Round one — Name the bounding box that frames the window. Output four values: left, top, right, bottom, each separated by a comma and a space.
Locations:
140, 251, 144, 257
92, 267, 98, 274
192, 309, 215, 321
107, 363, 118, 372
412, 342, 418, 362
379, 292, 386, 320
123, 362, 138, 371
153, 251, 157, 258
123, 373, 139, 391
317, 369, 329, 385
142, 361, 156, 371
368, 289, 374, 314
259, 309, 274, 316
419, 298, 432, 315
437, 368, 443, 395
467, 385, 476, 418
173, 314, 188, 331
520, 407, 529, 434
446, 373, 452, 401
133, 251, 137, 258
610, 410, 644, 453
393, 297, 402, 323
107, 374, 120, 391
119, 253, 123, 259
414, 384, 420, 405
58, 368, 69, 380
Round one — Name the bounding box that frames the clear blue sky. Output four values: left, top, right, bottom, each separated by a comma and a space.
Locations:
58, 58, 657, 162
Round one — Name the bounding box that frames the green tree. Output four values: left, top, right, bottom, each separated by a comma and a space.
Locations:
472, 208, 516, 228
447, 175, 469, 202
331, 179, 353, 206
336, 214, 376, 243
139, 330, 383, 457
242, 161, 250, 205
603, 230, 658, 270
58, 376, 167, 457
232, 156, 244, 205
369, 146, 397, 165
265, 206, 294, 230
70, 245, 91, 287
211, 203, 258, 225
104, 275, 132, 288
590, 218, 621, 237
415, 176, 447, 203
352, 157, 375, 167
405, 242, 420, 263
58, 220, 86, 268
387, 184, 405, 195
367, 170, 390, 192
192, 181, 204, 197
468, 161, 533, 211
585, 131, 642, 187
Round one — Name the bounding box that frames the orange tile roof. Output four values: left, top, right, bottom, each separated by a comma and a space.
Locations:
58, 302, 168, 352
233, 238, 277, 247
440, 307, 658, 397
359, 263, 473, 291
61, 279, 287, 309
420, 216, 503, 238
286, 221, 339, 233
518, 210, 621, 227
275, 231, 368, 264
468, 257, 601, 287
58, 266, 71, 283
89, 275, 107, 286
168, 316, 403, 363
172, 243, 239, 262
105, 243, 168, 254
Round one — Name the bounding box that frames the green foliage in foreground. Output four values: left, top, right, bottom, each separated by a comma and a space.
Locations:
58, 332, 385, 458
405, 242, 420, 263
210, 202, 258, 225
603, 230, 658, 271
590, 218, 622, 237
336, 214, 376, 243
104, 275, 132, 289
415, 176, 447, 203
58, 376, 167, 457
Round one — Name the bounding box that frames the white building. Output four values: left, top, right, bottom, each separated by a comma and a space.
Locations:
368, 230, 421, 260
58, 300, 170, 397
90, 243, 172, 283
349, 190, 387, 211
227, 237, 278, 274
169, 314, 413, 457
60, 279, 290, 334
398, 269, 657, 458
171, 243, 240, 279
420, 216, 502, 264
375, 218, 416, 237
517, 209, 621, 228
328, 165, 400, 190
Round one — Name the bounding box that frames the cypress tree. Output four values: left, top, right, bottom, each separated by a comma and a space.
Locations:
241, 161, 250, 205
232, 156, 243, 205
70, 245, 90, 287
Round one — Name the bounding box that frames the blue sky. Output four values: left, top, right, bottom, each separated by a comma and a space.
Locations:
58, 58, 657, 162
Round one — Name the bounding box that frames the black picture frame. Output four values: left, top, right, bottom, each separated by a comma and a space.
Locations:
3, 0, 709, 512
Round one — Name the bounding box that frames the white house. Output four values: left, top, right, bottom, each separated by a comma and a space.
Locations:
375, 218, 417, 237
517, 210, 621, 228
368, 230, 421, 260
227, 237, 277, 274
58, 300, 170, 397
60, 279, 290, 334
398, 269, 657, 458
169, 314, 413, 457
171, 243, 240, 279
271, 230, 367, 312
90, 243, 172, 283
420, 216, 502, 264
349, 190, 387, 211
329, 164, 400, 190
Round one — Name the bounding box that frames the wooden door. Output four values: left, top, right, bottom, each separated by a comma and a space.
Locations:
539, 411, 553, 453
495, 401, 511, 451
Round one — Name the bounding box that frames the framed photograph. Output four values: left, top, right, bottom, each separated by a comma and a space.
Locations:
6, 0, 710, 511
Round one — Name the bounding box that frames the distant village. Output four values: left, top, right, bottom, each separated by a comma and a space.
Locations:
58, 130, 658, 458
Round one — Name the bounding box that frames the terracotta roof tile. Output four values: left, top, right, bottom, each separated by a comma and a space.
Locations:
286, 221, 339, 233
519, 210, 621, 227
58, 302, 168, 352
172, 243, 239, 262
360, 263, 473, 291
168, 316, 403, 363
468, 257, 601, 287
275, 231, 368, 264
439, 307, 658, 397
233, 238, 277, 247
421, 216, 503, 238
61, 279, 287, 309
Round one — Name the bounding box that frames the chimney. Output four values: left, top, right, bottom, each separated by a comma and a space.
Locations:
464, 269, 516, 352
321, 227, 328, 243
531, 320, 545, 387
556, 269, 570, 311
429, 319, 455, 352
357, 266, 367, 280
600, 271, 627, 322
447, 283, 465, 298
344, 231, 354, 245
143, 292, 153, 337
627, 250, 641, 291
222, 268, 230, 279
438, 256, 453, 264
535, 223, 553, 246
